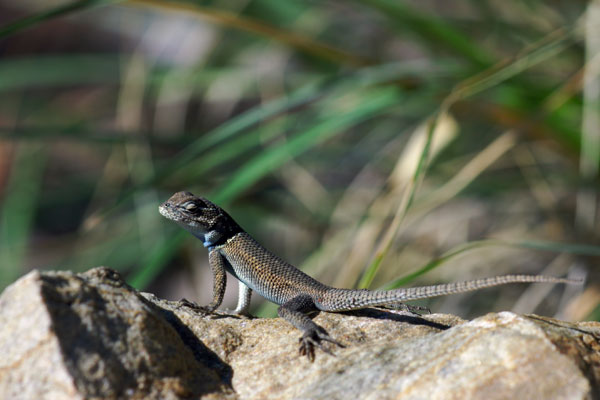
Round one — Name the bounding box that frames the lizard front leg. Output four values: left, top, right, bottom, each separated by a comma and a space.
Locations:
178, 248, 226, 313
277, 294, 345, 361
205, 249, 227, 311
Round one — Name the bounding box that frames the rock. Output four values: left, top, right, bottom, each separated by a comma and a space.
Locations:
0, 267, 598, 400
0, 268, 235, 400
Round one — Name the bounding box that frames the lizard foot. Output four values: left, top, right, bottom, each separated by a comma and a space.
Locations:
400, 303, 430, 315
299, 326, 345, 362
176, 298, 216, 315
233, 311, 255, 319
380, 302, 430, 316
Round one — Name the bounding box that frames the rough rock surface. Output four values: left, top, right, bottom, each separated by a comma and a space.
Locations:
0, 267, 598, 400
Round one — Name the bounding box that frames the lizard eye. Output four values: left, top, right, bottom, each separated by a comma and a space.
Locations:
182, 201, 198, 211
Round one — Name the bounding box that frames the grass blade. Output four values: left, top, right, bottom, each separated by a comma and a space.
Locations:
0, 0, 120, 39
382, 239, 600, 290
127, 0, 368, 66
213, 87, 402, 203
357, 112, 437, 289
0, 143, 47, 289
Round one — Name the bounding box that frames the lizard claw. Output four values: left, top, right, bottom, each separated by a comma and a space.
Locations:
298, 327, 345, 362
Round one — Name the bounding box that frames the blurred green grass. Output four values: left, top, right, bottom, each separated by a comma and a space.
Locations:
0, 0, 597, 321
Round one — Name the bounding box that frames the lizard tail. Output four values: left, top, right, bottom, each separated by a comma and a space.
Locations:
317, 275, 582, 312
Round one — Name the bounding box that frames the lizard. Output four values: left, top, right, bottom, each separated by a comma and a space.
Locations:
159, 191, 581, 361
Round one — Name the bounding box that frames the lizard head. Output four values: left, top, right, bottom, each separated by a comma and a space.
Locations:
159, 191, 241, 248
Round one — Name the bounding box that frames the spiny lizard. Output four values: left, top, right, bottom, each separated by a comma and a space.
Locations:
159, 191, 581, 361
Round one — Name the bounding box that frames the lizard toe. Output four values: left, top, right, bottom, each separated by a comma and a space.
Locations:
299, 336, 316, 362
298, 328, 344, 361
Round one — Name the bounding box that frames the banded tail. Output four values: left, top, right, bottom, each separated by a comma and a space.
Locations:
319, 275, 582, 312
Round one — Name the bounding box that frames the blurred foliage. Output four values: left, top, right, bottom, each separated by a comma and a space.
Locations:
0, 0, 598, 320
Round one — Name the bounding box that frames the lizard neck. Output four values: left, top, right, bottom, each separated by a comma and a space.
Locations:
194, 211, 243, 249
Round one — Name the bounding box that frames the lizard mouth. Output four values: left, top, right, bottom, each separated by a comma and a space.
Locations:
159, 202, 184, 221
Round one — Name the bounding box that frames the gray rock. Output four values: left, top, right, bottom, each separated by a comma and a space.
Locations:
0, 268, 235, 400
0, 267, 598, 400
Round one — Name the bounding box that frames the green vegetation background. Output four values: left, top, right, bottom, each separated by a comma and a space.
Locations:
0, 0, 598, 320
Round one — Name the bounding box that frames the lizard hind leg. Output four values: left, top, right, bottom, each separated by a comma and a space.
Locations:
277, 295, 345, 362
234, 282, 253, 316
